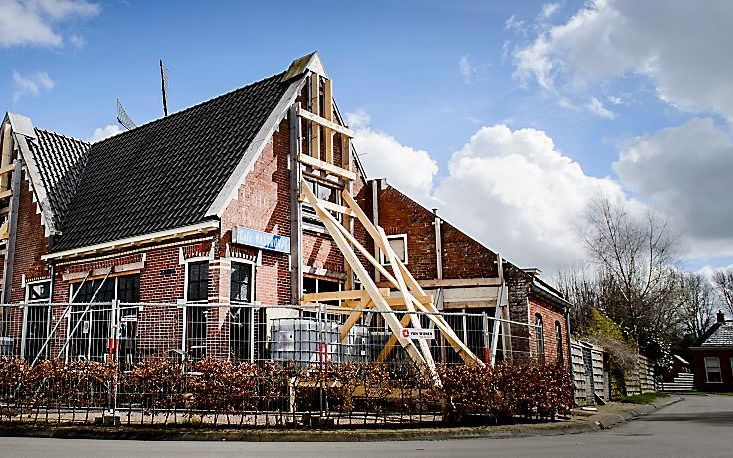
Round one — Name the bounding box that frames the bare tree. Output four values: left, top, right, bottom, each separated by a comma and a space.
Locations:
581, 194, 681, 343
679, 272, 716, 341
711, 269, 733, 316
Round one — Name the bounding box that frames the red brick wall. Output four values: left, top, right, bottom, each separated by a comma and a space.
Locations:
9, 175, 52, 303
530, 296, 570, 366
692, 348, 733, 391
375, 183, 512, 282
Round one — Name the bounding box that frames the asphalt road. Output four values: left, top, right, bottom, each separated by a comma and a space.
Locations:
1, 395, 732, 457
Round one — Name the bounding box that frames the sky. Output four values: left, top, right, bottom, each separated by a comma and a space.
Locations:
2, 0, 733, 278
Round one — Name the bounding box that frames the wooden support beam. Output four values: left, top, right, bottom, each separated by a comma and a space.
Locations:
341, 189, 485, 367
324, 79, 333, 164
297, 106, 354, 138
301, 181, 431, 373
303, 289, 388, 302
309, 75, 320, 158
0, 190, 12, 200
340, 297, 370, 342
298, 153, 356, 181
0, 162, 16, 176
379, 225, 436, 368
298, 194, 352, 216
298, 154, 356, 181
377, 314, 412, 362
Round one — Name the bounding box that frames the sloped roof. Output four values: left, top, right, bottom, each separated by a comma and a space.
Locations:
51, 71, 297, 252
26, 129, 90, 229
697, 321, 733, 348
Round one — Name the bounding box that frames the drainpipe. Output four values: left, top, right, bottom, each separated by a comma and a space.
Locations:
432, 209, 443, 280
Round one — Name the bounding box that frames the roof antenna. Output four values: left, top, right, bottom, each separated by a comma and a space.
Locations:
160, 59, 169, 116
116, 99, 137, 131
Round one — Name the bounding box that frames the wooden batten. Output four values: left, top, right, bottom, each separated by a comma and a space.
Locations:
297, 106, 354, 138
309, 75, 320, 158
298, 153, 356, 181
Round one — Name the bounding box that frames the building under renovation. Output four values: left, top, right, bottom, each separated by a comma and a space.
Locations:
0, 53, 570, 373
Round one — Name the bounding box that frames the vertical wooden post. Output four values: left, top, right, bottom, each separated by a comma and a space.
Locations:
289, 104, 304, 304
323, 79, 333, 164
309, 74, 320, 158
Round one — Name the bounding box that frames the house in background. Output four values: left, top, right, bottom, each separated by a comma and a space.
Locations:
691, 311, 733, 391
370, 178, 571, 366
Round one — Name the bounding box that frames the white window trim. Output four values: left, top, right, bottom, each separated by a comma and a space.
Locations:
230, 260, 256, 305
704, 356, 722, 383
380, 234, 408, 266
25, 279, 52, 304
182, 257, 210, 304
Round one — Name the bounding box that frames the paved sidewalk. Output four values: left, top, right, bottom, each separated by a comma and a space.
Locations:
0, 396, 681, 442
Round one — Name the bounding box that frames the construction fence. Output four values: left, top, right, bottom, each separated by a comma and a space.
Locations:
0, 302, 573, 427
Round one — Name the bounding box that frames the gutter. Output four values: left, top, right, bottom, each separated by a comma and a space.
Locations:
41, 220, 219, 261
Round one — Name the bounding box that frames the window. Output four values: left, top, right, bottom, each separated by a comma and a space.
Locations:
186, 261, 209, 359
67, 274, 140, 362
302, 276, 343, 321
555, 321, 564, 366
535, 314, 545, 362
230, 262, 255, 360
230, 262, 253, 303
26, 280, 51, 303
24, 280, 51, 361
186, 261, 209, 302
302, 178, 342, 223
381, 234, 408, 265
705, 357, 722, 383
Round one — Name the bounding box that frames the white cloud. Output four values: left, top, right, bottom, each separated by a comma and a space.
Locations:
12, 70, 55, 102
514, 0, 733, 119
540, 3, 560, 19
350, 111, 634, 272
348, 111, 438, 200
586, 97, 614, 119
614, 118, 733, 258
434, 125, 629, 271
90, 124, 121, 142
607, 95, 623, 105
69, 33, 85, 48
458, 55, 489, 84
504, 15, 526, 33
0, 0, 100, 48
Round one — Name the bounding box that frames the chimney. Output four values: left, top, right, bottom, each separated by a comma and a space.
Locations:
717, 310, 726, 323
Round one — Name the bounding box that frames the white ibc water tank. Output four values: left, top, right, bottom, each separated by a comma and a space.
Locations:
270, 318, 341, 364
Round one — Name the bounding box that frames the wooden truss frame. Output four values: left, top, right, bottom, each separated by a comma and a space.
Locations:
300, 182, 485, 379
296, 70, 484, 385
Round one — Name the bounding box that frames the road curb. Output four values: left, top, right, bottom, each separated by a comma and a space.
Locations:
0, 397, 683, 442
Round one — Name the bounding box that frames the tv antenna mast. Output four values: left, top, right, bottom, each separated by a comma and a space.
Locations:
116, 99, 137, 131
160, 59, 170, 116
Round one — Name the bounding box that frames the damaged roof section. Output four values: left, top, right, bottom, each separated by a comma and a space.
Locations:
51, 71, 296, 253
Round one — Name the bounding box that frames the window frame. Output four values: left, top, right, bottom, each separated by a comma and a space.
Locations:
230, 260, 255, 304
301, 176, 343, 224
184, 260, 210, 303
25, 279, 52, 304
555, 320, 564, 365
534, 313, 545, 360
380, 233, 408, 265
704, 356, 722, 383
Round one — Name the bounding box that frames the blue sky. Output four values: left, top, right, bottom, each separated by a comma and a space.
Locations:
2, 0, 733, 274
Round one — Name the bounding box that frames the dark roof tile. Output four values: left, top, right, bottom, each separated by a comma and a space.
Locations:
51, 71, 294, 252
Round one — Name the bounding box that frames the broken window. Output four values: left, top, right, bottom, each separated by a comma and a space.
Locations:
302, 177, 342, 224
